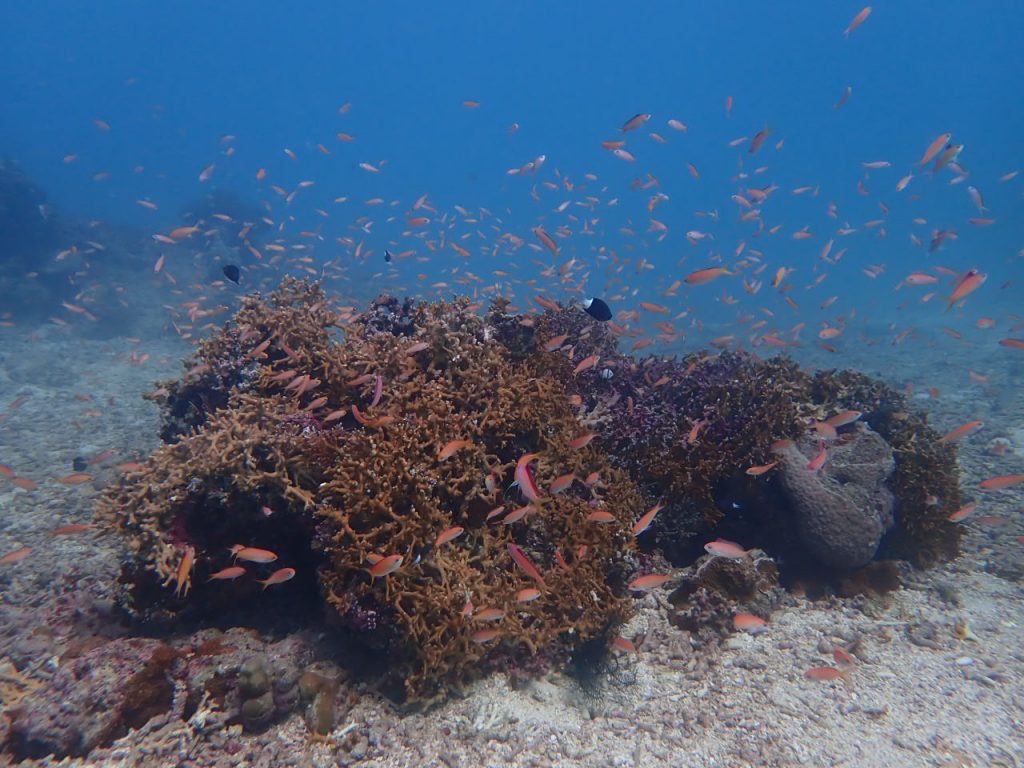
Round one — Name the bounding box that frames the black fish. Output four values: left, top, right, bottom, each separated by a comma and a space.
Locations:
222, 264, 241, 284
384, 249, 393, 263
582, 297, 612, 322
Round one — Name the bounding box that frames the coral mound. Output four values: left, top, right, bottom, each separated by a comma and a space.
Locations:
99, 278, 641, 703
97, 282, 964, 702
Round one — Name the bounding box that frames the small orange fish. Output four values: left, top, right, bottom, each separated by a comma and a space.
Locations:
434, 526, 465, 547
733, 613, 768, 634
257, 567, 296, 589
684, 267, 731, 285
938, 419, 983, 444
368, 554, 403, 577
704, 539, 749, 559
573, 354, 600, 375
405, 341, 429, 354
549, 472, 576, 494
628, 573, 672, 592
544, 334, 570, 352
947, 269, 986, 309
437, 439, 473, 461
804, 666, 847, 681
533, 226, 559, 255
57, 472, 93, 485
806, 440, 828, 471
998, 338, 1024, 349
586, 510, 617, 524
745, 461, 778, 477
568, 432, 597, 449
473, 608, 505, 622
174, 546, 195, 598
919, 132, 952, 166
11, 476, 38, 491
612, 635, 638, 653
51, 523, 92, 535
502, 505, 535, 524
231, 546, 278, 564
843, 6, 871, 37
516, 587, 542, 603
507, 543, 546, 588
0, 546, 32, 566
207, 565, 246, 581
639, 301, 669, 314
979, 474, 1024, 491
621, 113, 651, 132
632, 502, 664, 536
825, 410, 863, 428
169, 225, 201, 240
471, 628, 500, 644
948, 503, 977, 523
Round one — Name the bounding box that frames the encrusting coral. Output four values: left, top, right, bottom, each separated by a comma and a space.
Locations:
97, 281, 964, 703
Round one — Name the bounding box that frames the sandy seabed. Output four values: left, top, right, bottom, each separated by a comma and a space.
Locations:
0, 316, 1022, 768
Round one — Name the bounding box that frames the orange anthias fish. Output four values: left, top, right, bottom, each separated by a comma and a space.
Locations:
825, 410, 863, 428
507, 542, 547, 588
573, 354, 600, 375
704, 539, 749, 559
843, 6, 871, 38
621, 112, 651, 132
230, 546, 278, 564
434, 526, 465, 547
632, 502, 664, 536
207, 565, 246, 581
174, 546, 195, 598
938, 419, 983, 444
257, 567, 296, 588
685, 267, 732, 285
805, 666, 848, 681
733, 613, 769, 634
979, 474, 1024, 491
948, 503, 977, 523
51, 523, 93, 535
946, 269, 987, 309
511, 452, 542, 502
628, 573, 672, 592
0, 546, 32, 566
745, 461, 778, 477
919, 132, 952, 166
437, 439, 473, 460
806, 441, 828, 471
368, 554, 404, 578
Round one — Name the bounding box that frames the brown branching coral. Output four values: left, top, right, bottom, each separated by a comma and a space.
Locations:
98, 279, 642, 703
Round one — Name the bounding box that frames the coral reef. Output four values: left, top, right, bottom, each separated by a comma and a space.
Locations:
592, 347, 962, 571
99, 279, 641, 704
95, 284, 964, 707
775, 423, 895, 569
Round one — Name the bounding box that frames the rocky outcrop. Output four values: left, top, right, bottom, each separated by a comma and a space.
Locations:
775, 424, 895, 569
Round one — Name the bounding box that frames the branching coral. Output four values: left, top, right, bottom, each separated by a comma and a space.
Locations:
99, 280, 642, 703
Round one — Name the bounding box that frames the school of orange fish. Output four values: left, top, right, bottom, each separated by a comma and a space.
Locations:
2, 6, 1023, 683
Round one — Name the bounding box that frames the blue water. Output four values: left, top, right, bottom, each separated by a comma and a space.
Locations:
1, 1, 1022, 343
